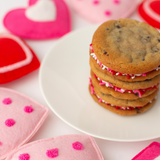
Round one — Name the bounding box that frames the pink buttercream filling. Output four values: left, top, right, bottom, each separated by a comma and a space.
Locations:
89, 78, 152, 111
93, 73, 158, 98
90, 44, 160, 79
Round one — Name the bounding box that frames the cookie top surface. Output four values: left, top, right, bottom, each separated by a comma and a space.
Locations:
92, 19, 160, 74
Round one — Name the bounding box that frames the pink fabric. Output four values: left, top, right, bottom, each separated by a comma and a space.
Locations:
132, 142, 160, 160
70, 0, 137, 23
0, 87, 49, 160
19, 153, 30, 160
6, 135, 104, 160
46, 148, 58, 158
3, 98, 12, 105
3, 0, 71, 40
72, 141, 84, 150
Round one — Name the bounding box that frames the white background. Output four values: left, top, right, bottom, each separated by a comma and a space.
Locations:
0, 0, 160, 160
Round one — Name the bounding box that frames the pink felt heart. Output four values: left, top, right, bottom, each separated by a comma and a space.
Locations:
0, 87, 49, 159
132, 142, 160, 160
70, 0, 137, 23
3, 0, 71, 39
6, 135, 104, 160
138, 0, 160, 29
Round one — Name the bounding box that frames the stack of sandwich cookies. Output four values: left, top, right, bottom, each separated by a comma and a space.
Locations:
89, 19, 160, 116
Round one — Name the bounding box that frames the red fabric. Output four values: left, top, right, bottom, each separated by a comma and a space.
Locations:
0, 37, 40, 84
138, 0, 160, 29
0, 38, 26, 67
150, 1, 160, 14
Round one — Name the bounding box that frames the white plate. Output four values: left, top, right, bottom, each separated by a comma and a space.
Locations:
40, 25, 160, 142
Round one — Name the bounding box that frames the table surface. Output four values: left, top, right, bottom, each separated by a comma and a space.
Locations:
0, 0, 160, 160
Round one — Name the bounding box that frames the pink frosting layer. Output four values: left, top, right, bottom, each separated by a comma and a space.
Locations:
89, 78, 153, 111
93, 73, 158, 98
90, 44, 160, 79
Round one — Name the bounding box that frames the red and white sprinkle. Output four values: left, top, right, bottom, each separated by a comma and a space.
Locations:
90, 44, 160, 79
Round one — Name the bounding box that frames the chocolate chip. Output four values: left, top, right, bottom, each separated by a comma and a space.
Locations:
145, 79, 151, 81
104, 51, 107, 55
134, 93, 139, 96
115, 22, 121, 28
116, 25, 120, 28
107, 54, 109, 56
136, 109, 141, 113
158, 39, 160, 42
142, 58, 145, 61
106, 28, 109, 30
152, 47, 159, 52
141, 36, 150, 43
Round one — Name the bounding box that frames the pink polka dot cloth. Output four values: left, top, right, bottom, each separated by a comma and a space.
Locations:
132, 142, 160, 160
70, 0, 138, 23
6, 135, 104, 160
0, 87, 49, 160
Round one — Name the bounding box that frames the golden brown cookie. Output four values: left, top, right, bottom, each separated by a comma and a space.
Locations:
92, 19, 160, 75
93, 85, 158, 107
89, 85, 156, 116
91, 71, 158, 100
90, 58, 160, 90
90, 51, 160, 82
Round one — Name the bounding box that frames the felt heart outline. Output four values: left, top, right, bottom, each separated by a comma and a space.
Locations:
143, 0, 160, 22
0, 33, 33, 73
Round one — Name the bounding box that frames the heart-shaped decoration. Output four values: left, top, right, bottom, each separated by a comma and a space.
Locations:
3, 0, 71, 39
132, 142, 160, 160
0, 87, 48, 159
0, 33, 40, 84
70, 0, 137, 23
138, 0, 160, 29
6, 135, 104, 160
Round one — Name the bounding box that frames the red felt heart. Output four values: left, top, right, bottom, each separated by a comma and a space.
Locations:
138, 0, 160, 29
0, 33, 40, 84
0, 38, 26, 67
